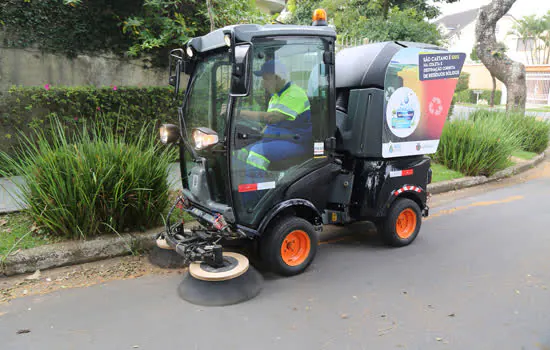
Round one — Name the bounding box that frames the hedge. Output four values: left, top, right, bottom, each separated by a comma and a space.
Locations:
454, 89, 502, 105
0, 86, 180, 159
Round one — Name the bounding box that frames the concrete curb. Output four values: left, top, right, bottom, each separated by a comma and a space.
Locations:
488, 151, 546, 181
1, 150, 547, 277
427, 149, 547, 195
427, 176, 488, 195
1, 230, 159, 276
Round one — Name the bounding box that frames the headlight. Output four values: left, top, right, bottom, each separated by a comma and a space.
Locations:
192, 127, 219, 150
159, 124, 180, 144
186, 46, 194, 58
224, 34, 231, 47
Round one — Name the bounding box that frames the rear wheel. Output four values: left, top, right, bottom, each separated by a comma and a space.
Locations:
378, 198, 422, 247
260, 217, 318, 276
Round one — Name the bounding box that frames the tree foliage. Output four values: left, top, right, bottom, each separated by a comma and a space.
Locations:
122, 0, 268, 60
0, 0, 140, 57
0, 0, 267, 65
287, 0, 458, 45
353, 7, 444, 45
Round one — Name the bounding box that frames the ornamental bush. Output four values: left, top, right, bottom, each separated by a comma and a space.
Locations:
435, 117, 520, 176
0, 116, 174, 239
470, 110, 550, 154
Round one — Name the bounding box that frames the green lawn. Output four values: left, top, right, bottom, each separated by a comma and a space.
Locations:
512, 150, 539, 160
431, 163, 464, 183
527, 106, 550, 113
456, 103, 504, 110
0, 212, 58, 260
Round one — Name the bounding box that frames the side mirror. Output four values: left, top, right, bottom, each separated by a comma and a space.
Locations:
230, 44, 251, 96
169, 49, 184, 97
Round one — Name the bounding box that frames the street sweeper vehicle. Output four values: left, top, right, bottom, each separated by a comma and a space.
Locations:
155, 9, 466, 297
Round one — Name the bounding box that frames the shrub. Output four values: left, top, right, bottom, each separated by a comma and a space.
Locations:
456, 72, 470, 92
453, 89, 502, 105
454, 89, 471, 103
448, 73, 470, 119
0, 116, 174, 239
470, 110, 550, 154
435, 117, 520, 176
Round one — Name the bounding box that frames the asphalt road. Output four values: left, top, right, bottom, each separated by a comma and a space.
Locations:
1, 160, 550, 350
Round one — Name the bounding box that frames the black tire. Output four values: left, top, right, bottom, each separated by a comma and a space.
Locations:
378, 198, 422, 247
260, 216, 319, 276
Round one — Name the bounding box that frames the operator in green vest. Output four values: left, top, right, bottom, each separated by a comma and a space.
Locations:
236, 59, 313, 202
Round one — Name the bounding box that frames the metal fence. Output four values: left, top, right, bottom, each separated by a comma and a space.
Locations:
335, 37, 372, 52
526, 71, 550, 105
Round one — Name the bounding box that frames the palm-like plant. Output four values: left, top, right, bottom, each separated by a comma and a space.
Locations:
509, 12, 550, 64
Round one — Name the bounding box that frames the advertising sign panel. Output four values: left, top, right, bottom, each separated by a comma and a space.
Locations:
382, 48, 466, 158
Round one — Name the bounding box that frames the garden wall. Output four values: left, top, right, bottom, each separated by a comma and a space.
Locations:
0, 46, 167, 92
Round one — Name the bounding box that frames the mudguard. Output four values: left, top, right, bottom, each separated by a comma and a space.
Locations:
257, 199, 322, 235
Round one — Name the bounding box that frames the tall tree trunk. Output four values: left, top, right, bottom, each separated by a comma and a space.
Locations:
382, 0, 390, 19
206, 0, 215, 32
476, 0, 526, 112
490, 73, 496, 107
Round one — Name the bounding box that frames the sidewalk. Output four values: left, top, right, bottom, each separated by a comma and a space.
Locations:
0, 163, 182, 214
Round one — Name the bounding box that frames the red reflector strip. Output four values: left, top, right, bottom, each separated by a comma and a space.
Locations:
394, 185, 423, 196
390, 169, 414, 178
238, 184, 257, 192
238, 181, 276, 193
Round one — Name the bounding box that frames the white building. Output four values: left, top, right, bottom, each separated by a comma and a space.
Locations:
435, 8, 550, 106
435, 8, 527, 64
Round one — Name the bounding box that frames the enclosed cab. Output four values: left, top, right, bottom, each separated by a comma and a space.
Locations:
157, 14, 465, 276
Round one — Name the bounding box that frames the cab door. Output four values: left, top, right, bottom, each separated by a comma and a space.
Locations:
229, 36, 334, 227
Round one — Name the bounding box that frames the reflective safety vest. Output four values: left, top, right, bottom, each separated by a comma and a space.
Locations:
239, 82, 311, 173
237, 148, 270, 171
267, 82, 310, 121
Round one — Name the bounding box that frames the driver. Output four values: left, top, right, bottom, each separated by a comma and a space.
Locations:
239, 59, 311, 126
236, 59, 311, 201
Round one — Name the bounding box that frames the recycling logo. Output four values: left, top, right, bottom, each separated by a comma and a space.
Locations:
428, 97, 443, 116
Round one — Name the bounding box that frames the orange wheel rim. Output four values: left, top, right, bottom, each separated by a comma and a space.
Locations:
395, 208, 417, 239
280, 230, 311, 266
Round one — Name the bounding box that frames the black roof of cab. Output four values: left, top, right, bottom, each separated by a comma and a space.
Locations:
188, 24, 337, 53
335, 41, 446, 90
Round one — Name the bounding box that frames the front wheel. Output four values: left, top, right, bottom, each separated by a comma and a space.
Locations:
378, 198, 422, 247
260, 217, 319, 276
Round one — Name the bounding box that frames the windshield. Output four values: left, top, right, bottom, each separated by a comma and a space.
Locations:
183, 52, 231, 144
